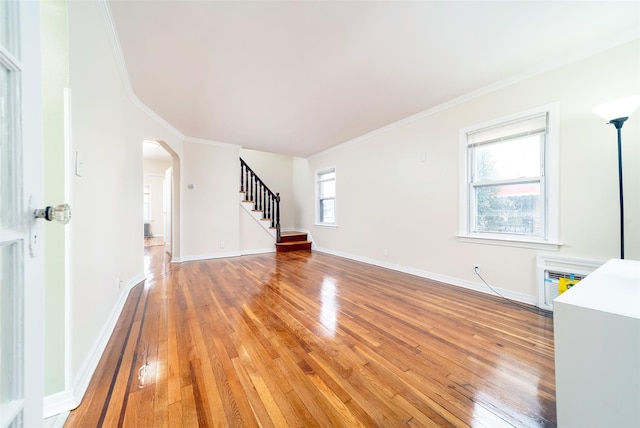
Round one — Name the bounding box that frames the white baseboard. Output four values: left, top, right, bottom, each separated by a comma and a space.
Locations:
314, 246, 536, 305
175, 247, 283, 262
42, 410, 69, 428
241, 247, 276, 256
43, 390, 75, 419
177, 251, 242, 263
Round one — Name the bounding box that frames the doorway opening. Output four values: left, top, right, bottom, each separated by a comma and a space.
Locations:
142, 140, 179, 259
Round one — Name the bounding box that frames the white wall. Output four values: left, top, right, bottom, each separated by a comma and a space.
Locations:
180, 140, 241, 260
67, 0, 185, 403
239, 207, 277, 253
295, 40, 640, 302
143, 158, 172, 237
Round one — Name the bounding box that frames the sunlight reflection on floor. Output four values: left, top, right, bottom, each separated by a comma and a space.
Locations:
320, 277, 337, 336
470, 357, 543, 427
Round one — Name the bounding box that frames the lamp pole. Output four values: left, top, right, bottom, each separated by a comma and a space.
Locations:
593, 95, 640, 260
608, 117, 627, 259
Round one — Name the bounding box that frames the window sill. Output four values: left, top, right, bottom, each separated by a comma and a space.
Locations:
315, 223, 338, 229
457, 234, 563, 251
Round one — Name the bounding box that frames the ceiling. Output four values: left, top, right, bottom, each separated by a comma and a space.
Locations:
143, 140, 172, 162
110, 1, 639, 158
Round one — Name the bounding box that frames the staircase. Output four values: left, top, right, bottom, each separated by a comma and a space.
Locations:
240, 158, 311, 253
276, 232, 312, 253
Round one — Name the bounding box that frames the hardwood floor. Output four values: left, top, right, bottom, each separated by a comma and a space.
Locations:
65, 247, 556, 427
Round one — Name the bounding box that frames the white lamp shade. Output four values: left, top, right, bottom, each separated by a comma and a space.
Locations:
593, 94, 640, 121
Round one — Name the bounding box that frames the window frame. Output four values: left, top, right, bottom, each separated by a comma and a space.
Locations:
458, 103, 561, 250
315, 166, 337, 227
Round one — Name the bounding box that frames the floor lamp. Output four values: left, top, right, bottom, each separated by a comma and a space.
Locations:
593, 94, 640, 259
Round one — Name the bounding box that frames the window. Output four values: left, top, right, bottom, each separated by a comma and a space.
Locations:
143, 185, 151, 221
316, 168, 336, 226
459, 104, 559, 249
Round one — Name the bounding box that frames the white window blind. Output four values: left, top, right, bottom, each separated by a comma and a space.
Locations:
467, 113, 548, 147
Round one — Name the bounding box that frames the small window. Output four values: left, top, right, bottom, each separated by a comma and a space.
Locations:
459, 104, 559, 249
316, 168, 336, 226
143, 185, 151, 221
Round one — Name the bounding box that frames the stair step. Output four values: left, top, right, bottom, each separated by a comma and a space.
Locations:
275, 241, 312, 252
279, 232, 308, 243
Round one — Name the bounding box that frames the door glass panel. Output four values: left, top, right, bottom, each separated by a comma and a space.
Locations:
0, 0, 19, 58
0, 242, 24, 424
1, 64, 18, 230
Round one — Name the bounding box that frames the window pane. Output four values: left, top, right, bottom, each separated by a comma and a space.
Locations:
474, 182, 541, 235
319, 179, 335, 199
319, 171, 335, 181
320, 199, 335, 224
475, 135, 541, 182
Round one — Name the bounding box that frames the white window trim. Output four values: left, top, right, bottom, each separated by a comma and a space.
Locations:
315, 166, 337, 227
458, 103, 562, 250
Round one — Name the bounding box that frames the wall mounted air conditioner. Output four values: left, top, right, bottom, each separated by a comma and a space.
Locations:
536, 255, 603, 311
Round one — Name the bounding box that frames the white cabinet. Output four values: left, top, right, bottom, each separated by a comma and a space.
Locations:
554, 259, 640, 427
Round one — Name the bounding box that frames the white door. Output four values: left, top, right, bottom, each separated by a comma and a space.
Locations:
0, 1, 45, 427
163, 167, 172, 254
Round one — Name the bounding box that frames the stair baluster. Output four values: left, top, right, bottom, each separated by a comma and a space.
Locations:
239, 158, 281, 242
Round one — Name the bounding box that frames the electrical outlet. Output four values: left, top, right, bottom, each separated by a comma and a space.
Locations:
383, 248, 389, 257
219, 241, 225, 249
473, 265, 480, 274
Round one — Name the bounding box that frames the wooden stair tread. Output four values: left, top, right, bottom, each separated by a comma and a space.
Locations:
275, 240, 312, 246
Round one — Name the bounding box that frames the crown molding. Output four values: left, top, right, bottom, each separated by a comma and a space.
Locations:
309, 33, 640, 160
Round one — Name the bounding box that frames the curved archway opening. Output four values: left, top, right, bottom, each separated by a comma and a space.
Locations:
142, 139, 181, 260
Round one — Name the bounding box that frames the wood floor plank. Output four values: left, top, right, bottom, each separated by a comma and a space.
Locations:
65, 247, 556, 427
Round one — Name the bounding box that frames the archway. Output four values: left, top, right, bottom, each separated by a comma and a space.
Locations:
142, 139, 181, 260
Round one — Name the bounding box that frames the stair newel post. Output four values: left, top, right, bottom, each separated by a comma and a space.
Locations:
276, 193, 281, 243
262, 187, 267, 219
240, 159, 244, 193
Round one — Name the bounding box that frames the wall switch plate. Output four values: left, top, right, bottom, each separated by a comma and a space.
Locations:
75, 151, 84, 177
